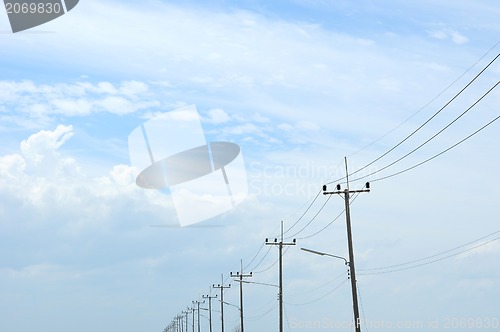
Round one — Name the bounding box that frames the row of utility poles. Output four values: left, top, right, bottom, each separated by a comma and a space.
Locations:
164, 158, 369, 332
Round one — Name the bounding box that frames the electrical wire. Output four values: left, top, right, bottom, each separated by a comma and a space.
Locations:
246, 302, 278, 320
357, 283, 369, 332
359, 235, 500, 275
284, 194, 332, 240
285, 279, 349, 306
296, 188, 363, 240
370, 113, 500, 183
347, 41, 500, 158
349, 80, 499, 183
288, 271, 347, 297
281, 189, 322, 237
253, 246, 291, 274
359, 230, 500, 272
327, 52, 499, 185
243, 242, 265, 271
247, 245, 273, 272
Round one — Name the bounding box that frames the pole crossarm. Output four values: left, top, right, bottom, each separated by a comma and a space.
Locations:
324, 188, 370, 195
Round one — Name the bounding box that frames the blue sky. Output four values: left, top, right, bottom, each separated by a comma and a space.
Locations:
1, 1, 499, 331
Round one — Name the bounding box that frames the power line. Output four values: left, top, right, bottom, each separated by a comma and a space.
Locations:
296, 188, 364, 240
359, 230, 500, 272
327, 52, 499, 185
349, 80, 499, 183
288, 271, 347, 297
243, 242, 265, 271
281, 189, 322, 237
246, 302, 278, 321
347, 41, 500, 158
285, 194, 332, 240
371, 113, 500, 183
285, 279, 349, 306
247, 246, 273, 272
359, 236, 500, 275
253, 246, 291, 274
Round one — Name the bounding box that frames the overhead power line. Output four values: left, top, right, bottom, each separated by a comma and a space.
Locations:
359, 231, 500, 275
327, 52, 499, 185
349, 80, 499, 183
371, 112, 500, 183
347, 41, 500, 158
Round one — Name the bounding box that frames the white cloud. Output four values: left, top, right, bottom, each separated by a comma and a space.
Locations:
204, 108, 231, 124
427, 28, 469, 45
20, 124, 74, 165
0, 80, 161, 122
0, 154, 26, 178
0, 125, 178, 234
277, 121, 319, 132
119, 81, 149, 96
1, 264, 82, 280
450, 31, 469, 45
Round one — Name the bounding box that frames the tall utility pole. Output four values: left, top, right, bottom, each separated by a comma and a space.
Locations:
202, 294, 218, 332
230, 260, 253, 332
213, 274, 231, 332
192, 300, 205, 332
323, 157, 370, 332
265, 221, 296, 332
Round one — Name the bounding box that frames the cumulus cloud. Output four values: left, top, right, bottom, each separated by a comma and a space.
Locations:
20, 124, 74, 165
0, 125, 177, 233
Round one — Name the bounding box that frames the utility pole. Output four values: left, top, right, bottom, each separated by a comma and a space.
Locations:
175, 314, 182, 332
213, 274, 231, 332
323, 157, 370, 332
192, 300, 205, 332
265, 221, 296, 332
202, 294, 218, 332
190, 306, 195, 332
230, 260, 253, 332
183, 310, 189, 332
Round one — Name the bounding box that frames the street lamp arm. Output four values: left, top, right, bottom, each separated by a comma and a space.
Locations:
220, 300, 241, 312
235, 279, 279, 288
301, 247, 348, 265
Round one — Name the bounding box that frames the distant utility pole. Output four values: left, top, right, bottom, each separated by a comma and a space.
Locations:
175, 314, 183, 332
190, 306, 195, 332
192, 300, 205, 332
230, 260, 253, 332
213, 274, 231, 332
202, 294, 218, 332
265, 221, 296, 332
183, 310, 189, 332
323, 157, 370, 332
